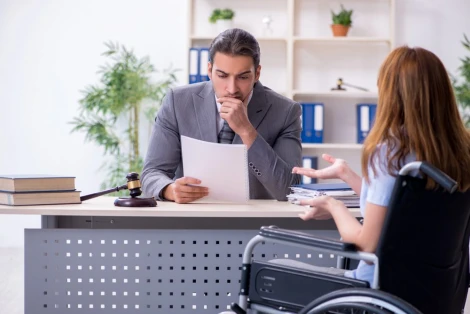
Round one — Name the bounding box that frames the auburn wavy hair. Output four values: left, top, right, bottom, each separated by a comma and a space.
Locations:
361, 46, 470, 191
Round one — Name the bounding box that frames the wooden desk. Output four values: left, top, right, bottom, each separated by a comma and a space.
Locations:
0, 197, 360, 314
0, 196, 361, 218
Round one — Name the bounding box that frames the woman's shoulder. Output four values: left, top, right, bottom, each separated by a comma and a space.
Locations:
370, 141, 417, 175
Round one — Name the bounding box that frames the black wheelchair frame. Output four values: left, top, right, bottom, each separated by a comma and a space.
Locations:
227, 161, 469, 314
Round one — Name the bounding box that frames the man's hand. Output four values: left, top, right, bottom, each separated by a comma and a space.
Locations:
218, 97, 257, 147
163, 177, 208, 204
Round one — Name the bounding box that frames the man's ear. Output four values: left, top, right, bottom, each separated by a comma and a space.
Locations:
255, 65, 261, 82
207, 62, 213, 80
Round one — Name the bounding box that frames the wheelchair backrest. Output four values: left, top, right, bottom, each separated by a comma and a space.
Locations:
376, 175, 470, 314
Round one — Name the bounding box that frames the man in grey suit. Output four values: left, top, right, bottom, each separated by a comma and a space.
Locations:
142, 28, 302, 203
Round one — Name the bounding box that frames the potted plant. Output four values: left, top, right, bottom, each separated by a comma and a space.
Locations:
331, 4, 353, 37
70, 42, 178, 193
454, 34, 470, 127
209, 8, 235, 33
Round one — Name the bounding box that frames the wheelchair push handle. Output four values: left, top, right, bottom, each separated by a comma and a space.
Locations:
399, 161, 457, 193
259, 225, 356, 252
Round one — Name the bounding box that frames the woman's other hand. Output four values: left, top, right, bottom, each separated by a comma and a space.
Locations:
292, 154, 349, 181
297, 195, 337, 220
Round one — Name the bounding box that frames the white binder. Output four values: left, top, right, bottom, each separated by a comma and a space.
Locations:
189, 48, 199, 83
199, 48, 210, 81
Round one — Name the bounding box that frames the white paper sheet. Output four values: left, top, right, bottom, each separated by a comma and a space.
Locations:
181, 136, 249, 203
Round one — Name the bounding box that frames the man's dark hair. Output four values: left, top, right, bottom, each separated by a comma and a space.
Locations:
209, 28, 260, 69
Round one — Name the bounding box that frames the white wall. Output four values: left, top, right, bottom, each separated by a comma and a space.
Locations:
395, 0, 470, 78
0, 0, 469, 247
0, 0, 188, 247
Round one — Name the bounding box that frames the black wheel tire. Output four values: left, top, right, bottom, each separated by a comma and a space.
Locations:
306, 301, 393, 314
298, 288, 422, 314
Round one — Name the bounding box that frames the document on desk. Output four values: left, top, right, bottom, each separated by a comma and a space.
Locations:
181, 136, 249, 203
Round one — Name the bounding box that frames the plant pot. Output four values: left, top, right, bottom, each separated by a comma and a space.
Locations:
216, 19, 233, 33
331, 24, 350, 37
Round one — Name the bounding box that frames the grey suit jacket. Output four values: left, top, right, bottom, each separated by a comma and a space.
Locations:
141, 81, 302, 201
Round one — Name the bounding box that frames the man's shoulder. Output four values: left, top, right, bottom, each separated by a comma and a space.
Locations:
171, 81, 210, 97
262, 85, 299, 109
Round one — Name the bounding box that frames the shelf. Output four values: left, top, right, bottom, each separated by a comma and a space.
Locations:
302, 143, 363, 149
187, 0, 394, 177
191, 36, 389, 44
293, 90, 378, 98
191, 35, 287, 42
294, 37, 391, 44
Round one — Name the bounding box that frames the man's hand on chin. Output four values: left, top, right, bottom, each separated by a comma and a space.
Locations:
218, 96, 257, 148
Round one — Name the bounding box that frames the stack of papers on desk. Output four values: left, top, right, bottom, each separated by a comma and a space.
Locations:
287, 182, 359, 208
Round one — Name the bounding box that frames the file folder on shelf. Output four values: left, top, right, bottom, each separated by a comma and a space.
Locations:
199, 48, 210, 82
301, 156, 318, 184
301, 103, 324, 143
356, 103, 377, 144
189, 48, 200, 84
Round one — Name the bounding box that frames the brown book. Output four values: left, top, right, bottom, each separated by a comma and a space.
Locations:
0, 190, 81, 206
0, 175, 75, 192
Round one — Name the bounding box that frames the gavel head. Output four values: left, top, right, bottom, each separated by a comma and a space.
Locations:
126, 172, 142, 198
336, 78, 343, 87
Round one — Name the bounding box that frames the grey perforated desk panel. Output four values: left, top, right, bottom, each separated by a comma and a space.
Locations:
0, 197, 361, 314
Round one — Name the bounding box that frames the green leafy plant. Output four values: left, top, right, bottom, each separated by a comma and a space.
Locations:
454, 34, 470, 127
70, 42, 178, 193
209, 8, 235, 23
331, 4, 353, 26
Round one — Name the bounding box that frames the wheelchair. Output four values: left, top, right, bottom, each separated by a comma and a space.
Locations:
227, 161, 470, 314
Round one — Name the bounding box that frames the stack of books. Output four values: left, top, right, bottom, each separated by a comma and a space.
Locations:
288, 182, 359, 208
0, 175, 81, 206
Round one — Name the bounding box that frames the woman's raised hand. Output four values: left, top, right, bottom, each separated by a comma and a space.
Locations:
292, 154, 349, 181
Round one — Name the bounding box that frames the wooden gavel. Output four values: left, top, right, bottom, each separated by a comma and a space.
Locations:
80, 172, 157, 207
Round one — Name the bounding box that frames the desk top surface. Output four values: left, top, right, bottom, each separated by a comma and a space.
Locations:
0, 196, 361, 218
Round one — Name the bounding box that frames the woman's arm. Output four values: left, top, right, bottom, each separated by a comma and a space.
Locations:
338, 165, 362, 196
299, 197, 387, 252
330, 199, 387, 252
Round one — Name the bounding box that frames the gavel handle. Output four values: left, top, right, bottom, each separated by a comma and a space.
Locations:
80, 184, 128, 201
342, 82, 369, 92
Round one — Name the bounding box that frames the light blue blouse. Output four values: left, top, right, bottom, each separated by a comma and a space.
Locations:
344, 144, 416, 286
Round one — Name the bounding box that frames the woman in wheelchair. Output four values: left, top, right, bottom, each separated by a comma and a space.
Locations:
288, 46, 470, 312
228, 46, 470, 314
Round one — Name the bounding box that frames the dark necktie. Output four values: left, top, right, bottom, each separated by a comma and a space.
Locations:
218, 120, 235, 144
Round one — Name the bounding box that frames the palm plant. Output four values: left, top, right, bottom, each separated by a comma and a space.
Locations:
454, 34, 470, 127
70, 42, 178, 191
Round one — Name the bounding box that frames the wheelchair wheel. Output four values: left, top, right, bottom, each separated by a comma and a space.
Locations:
298, 288, 422, 314
305, 302, 392, 314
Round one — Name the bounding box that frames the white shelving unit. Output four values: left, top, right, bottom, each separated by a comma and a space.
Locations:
187, 0, 395, 175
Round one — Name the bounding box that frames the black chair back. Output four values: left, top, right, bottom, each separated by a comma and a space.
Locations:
376, 175, 470, 314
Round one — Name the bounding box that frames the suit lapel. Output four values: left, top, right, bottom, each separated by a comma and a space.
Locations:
233, 81, 271, 144
193, 82, 218, 143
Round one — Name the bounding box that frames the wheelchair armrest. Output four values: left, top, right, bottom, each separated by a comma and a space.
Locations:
259, 226, 356, 252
